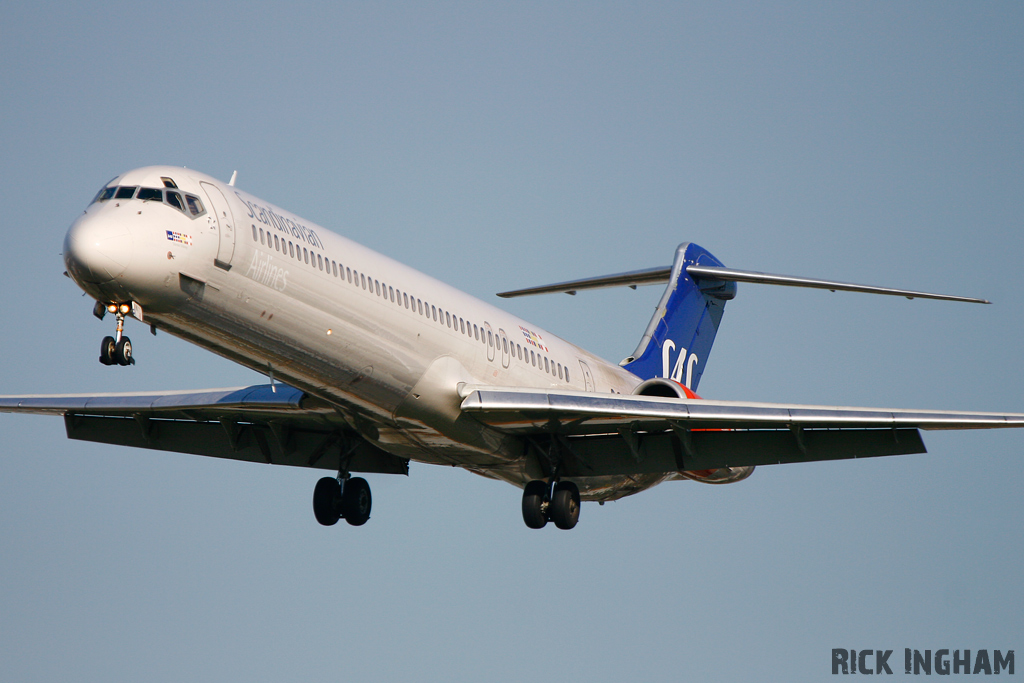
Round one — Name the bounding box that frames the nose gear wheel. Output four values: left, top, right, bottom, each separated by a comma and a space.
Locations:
97, 304, 135, 366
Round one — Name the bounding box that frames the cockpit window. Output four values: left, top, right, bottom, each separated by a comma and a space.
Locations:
165, 190, 184, 211
185, 194, 205, 217
86, 182, 205, 218
92, 186, 116, 203
161, 177, 178, 189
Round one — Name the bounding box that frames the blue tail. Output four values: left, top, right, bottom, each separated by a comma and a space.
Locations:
621, 243, 735, 390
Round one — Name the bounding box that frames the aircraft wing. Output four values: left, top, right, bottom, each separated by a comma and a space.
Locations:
0, 385, 409, 475
459, 386, 1024, 476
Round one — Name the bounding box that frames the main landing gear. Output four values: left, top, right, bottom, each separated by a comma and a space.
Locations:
313, 475, 372, 527
522, 479, 580, 530
97, 302, 134, 366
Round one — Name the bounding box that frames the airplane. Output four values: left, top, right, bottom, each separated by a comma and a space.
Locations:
2, 165, 1022, 531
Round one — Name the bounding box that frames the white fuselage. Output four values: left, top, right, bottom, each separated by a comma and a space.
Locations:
64, 166, 667, 498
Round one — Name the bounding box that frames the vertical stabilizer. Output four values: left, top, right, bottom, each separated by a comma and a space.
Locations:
621, 243, 735, 390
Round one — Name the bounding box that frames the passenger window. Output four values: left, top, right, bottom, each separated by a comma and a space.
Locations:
417, 299, 423, 315
444, 311, 450, 327
375, 280, 381, 296
185, 195, 205, 215
389, 286, 394, 302
332, 261, 337, 277
274, 235, 280, 251
558, 363, 563, 379
403, 293, 409, 308
252, 225, 258, 241
565, 367, 570, 382
289, 241, 294, 257
347, 267, 352, 282
318, 254, 323, 270
459, 318, 465, 334
531, 350, 536, 366
166, 191, 184, 211
160, 177, 178, 188
303, 248, 308, 263
115, 186, 138, 199
432, 305, 437, 321
545, 357, 550, 372
502, 338, 508, 354
518, 344, 522, 360
361, 274, 366, 289
488, 330, 493, 346
260, 228, 265, 245
473, 324, 478, 340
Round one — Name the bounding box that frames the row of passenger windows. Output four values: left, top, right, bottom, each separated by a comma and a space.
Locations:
251, 224, 571, 383
92, 179, 206, 218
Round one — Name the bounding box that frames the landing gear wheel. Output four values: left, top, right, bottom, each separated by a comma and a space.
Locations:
550, 480, 581, 530
99, 336, 116, 365
114, 337, 133, 366
522, 480, 550, 529
313, 477, 342, 526
341, 477, 372, 526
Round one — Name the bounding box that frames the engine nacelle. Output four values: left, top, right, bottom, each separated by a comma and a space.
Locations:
632, 377, 699, 399
674, 466, 755, 484
633, 379, 756, 485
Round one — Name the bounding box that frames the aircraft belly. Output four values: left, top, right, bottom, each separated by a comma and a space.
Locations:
146, 284, 417, 422
472, 465, 673, 502
145, 275, 523, 470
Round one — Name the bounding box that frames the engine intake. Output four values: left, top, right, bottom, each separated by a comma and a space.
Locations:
633, 377, 698, 399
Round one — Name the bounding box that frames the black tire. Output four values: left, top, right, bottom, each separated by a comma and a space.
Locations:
341, 477, 372, 526
115, 337, 132, 366
99, 336, 116, 365
550, 480, 581, 530
522, 480, 549, 529
313, 477, 342, 526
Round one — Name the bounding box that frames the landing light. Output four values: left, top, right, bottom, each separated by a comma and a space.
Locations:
119, 304, 131, 315
107, 304, 118, 314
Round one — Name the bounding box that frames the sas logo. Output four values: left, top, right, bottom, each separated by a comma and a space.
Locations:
662, 339, 698, 388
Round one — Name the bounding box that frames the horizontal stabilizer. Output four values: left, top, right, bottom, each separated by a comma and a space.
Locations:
497, 264, 989, 304
497, 266, 671, 298
685, 265, 991, 304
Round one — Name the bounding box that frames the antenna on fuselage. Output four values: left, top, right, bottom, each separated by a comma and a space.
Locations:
228, 170, 238, 187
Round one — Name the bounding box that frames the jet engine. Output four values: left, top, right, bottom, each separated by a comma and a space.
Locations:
631, 378, 756, 485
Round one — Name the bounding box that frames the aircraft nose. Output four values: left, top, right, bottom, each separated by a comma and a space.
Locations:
64, 213, 134, 283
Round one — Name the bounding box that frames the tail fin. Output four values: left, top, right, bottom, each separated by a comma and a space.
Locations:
621, 243, 735, 390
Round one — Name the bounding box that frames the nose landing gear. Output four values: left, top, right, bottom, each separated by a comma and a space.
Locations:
97, 302, 134, 366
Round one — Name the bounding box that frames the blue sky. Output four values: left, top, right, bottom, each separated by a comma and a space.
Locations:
1, 3, 1022, 681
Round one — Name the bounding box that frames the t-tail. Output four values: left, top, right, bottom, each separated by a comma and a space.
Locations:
620, 243, 734, 389
497, 241, 990, 391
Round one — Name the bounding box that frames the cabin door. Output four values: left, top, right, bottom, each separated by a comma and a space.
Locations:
201, 181, 236, 269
